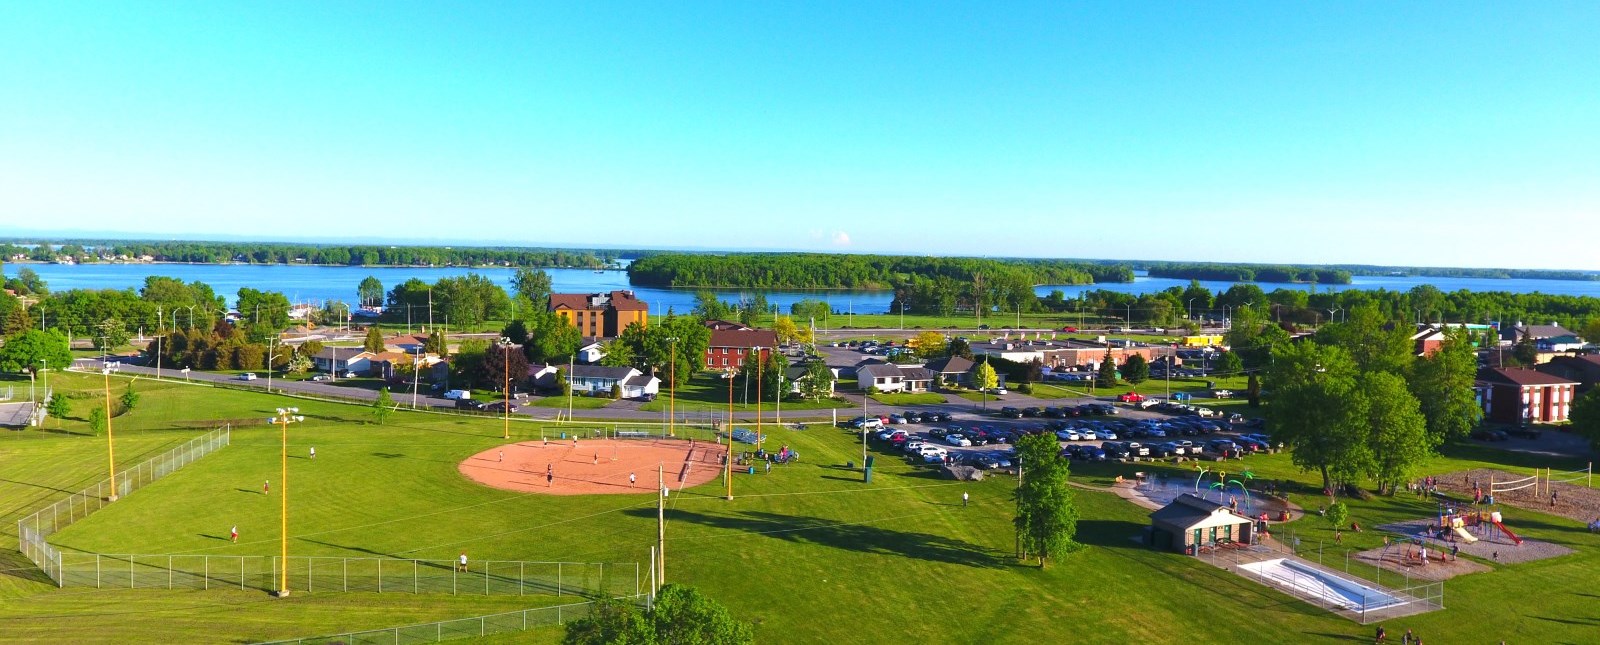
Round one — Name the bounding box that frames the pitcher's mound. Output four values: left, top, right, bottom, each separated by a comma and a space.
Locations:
459, 438, 728, 496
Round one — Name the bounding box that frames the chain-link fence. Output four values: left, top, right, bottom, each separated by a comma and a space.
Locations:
54, 553, 638, 598
18, 426, 232, 585
253, 596, 646, 645
1200, 529, 1444, 624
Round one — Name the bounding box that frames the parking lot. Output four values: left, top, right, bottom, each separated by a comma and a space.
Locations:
845, 403, 1273, 472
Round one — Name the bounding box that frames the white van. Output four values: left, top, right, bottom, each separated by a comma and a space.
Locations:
443, 389, 472, 400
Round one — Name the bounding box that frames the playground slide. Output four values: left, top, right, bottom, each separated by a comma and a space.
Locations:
1452, 526, 1479, 544
1491, 520, 1524, 545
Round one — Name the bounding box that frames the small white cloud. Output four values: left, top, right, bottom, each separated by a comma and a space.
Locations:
831, 231, 851, 246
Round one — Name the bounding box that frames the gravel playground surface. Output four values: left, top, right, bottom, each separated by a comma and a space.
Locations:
1373, 518, 1571, 566
1434, 468, 1600, 526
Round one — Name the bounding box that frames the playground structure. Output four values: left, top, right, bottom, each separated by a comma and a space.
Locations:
1434, 507, 1520, 546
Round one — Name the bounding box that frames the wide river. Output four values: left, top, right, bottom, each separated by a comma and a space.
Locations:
8, 262, 1600, 314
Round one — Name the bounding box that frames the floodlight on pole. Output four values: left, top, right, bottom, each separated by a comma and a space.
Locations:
270, 407, 303, 598
102, 365, 118, 502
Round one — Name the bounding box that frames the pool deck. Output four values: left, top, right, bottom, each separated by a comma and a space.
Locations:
1196, 537, 1443, 624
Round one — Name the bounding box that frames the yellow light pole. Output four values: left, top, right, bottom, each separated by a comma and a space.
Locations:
102, 366, 118, 502
667, 337, 677, 438
500, 339, 512, 440
754, 347, 764, 447
725, 368, 735, 501
271, 407, 304, 598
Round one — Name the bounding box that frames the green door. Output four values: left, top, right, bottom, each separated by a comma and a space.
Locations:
1224, 524, 1232, 541
1209, 526, 1217, 543
1192, 529, 1202, 554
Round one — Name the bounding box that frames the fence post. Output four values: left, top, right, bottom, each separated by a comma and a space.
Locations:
205, 555, 209, 590
453, 561, 457, 595
96, 554, 101, 588
169, 555, 173, 589
345, 558, 348, 592
414, 559, 418, 594
557, 563, 562, 596
241, 557, 245, 591
308, 557, 313, 593
520, 562, 525, 596
130, 556, 135, 588
378, 558, 383, 593
485, 561, 490, 595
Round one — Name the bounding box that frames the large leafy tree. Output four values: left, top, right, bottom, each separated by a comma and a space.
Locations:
910, 331, 947, 359
0, 329, 72, 373
797, 360, 834, 401
1121, 353, 1149, 384
611, 315, 709, 387
1570, 388, 1600, 454
1215, 350, 1244, 377
525, 311, 582, 364
479, 343, 529, 391
1360, 371, 1434, 495
511, 268, 552, 305
947, 337, 973, 359
357, 276, 384, 308
236, 287, 292, 342
770, 315, 800, 345
562, 584, 752, 645
1408, 327, 1483, 442
737, 350, 787, 401
1264, 341, 1371, 493
1314, 303, 1413, 375
1013, 433, 1081, 568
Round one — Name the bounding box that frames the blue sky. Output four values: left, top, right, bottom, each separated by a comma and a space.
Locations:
2, 2, 1596, 269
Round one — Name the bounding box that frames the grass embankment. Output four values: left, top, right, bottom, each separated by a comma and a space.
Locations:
4, 371, 1600, 643
868, 393, 946, 406
636, 374, 851, 414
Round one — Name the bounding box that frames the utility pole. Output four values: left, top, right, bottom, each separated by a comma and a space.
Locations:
502, 339, 512, 440
271, 408, 303, 598
725, 369, 735, 500
755, 347, 764, 446
668, 338, 677, 437
101, 354, 118, 502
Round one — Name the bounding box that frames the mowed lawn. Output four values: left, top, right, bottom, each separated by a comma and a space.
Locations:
3, 371, 1600, 643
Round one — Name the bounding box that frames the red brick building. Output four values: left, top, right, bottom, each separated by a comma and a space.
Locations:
705, 329, 777, 370
1476, 367, 1578, 424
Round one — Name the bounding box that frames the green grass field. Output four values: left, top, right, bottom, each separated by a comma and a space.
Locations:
636, 374, 852, 415
4, 370, 1600, 643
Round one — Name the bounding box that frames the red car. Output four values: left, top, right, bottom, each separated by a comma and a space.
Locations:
1061, 326, 1079, 332
1117, 392, 1146, 403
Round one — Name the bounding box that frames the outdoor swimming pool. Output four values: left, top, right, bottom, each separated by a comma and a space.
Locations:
1237, 558, 1406, 611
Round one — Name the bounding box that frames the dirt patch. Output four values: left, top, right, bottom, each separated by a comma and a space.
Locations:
1433, 468, 1600, 525
459, 438, 727, 496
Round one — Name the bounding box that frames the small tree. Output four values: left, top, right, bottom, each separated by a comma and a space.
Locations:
1325, 501, 1349, 530
1216, 350, 1244, 377
948, 337, 973, 359
88, 407, 107, 436
972, 360, 999, 409
373, 387, 394, 425
563, 584, 752, 645
47, 395, 70, 427
1014, 433, 1081, 567
610, 383, 623, 400
363, 326, 385, 353
1512, 337, 1537, 366
119, 383, 139, 414
553, 367, 571, 396
425, 331, 449, 357
798, 360, 834, 402
1095, 351, 1118, 389
911, 331, 947, 359
1122, 354, 1149, 384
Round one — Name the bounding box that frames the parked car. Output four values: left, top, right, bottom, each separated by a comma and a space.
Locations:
483, 401, 520, 413
455, 399, 487, 411
989, 387, 1008, 395
238, 373, 259, 381
1060, 326, 1079, 332
1102, 442, 1130, 460
1117, 392, 1146, 403
1125, 442, 1150, 457
443, 389, 472, 400
309, 374, 331, 382
1157, 441, 1186, 456
945, 433, 972, 447
1042, 407, 1065, 418
904, 411, 925, 423
888, 414, 907, 425
1055, 429, 1081, 441
1022, 407, 1043, 417
999, 407, 1023, 419
928, 426, 950, 438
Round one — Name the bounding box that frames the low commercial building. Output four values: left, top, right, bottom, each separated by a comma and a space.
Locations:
1149, 493, 1256, 555
311, 347, 372, 375
856, 362, 935, 393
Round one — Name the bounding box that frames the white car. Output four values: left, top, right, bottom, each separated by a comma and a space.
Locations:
946, 434, 972, 447
1056, 429, 1081, 441
310, 374, 332, 382
904, 440, 927, 454
918, 446, 949, 461
1096, 429, 1118, 440
237, 373, 258, 381
990, 387, 1008, 395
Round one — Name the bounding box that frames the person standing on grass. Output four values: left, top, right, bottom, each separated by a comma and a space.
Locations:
230, 525, 238, 543
263, 480, 270, 495
963, 491, 969, 507
309, 447, 316, 460
458, 551, 468, 572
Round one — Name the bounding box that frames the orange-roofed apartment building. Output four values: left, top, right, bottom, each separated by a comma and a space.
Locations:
549, 291, 648, 338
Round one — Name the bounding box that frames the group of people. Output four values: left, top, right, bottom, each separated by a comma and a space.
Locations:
1374, 625, 1422, 644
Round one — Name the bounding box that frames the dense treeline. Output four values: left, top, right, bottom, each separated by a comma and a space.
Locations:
1330, 264, 1600, 282
0, 240, 622, 269
628, 253, 1134, 290
1145, 263, 1352, 284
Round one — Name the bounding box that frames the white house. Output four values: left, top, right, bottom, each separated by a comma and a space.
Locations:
856, 362, 935, 393
312, 347, 373, 375
566, 365, 660, 398
577, 340, 606, 365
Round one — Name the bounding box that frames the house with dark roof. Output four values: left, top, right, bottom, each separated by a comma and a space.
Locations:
1504, 322, 1573, 344
1148, 493, 1256, 554
564, 364, 659, 398
1477, 367, 1578, 424
704, 329, 778, 370
924, 355, 975, 386
1537, 354, 1600, 394
784, 364, 836, 396
702, 319, 753, 331
311, 347, 373, 375
856, 362, 935, 393
549, 291, 648, 338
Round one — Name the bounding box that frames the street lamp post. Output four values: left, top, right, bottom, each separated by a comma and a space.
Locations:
724, 368, 735, 500
270, 407, 304, 598
667, 337, 678, 437
1187, 298, 1200, 322
754, 347, 764, 447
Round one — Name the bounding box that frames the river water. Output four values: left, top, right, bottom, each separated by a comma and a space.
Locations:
8, 262, 1600, 314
